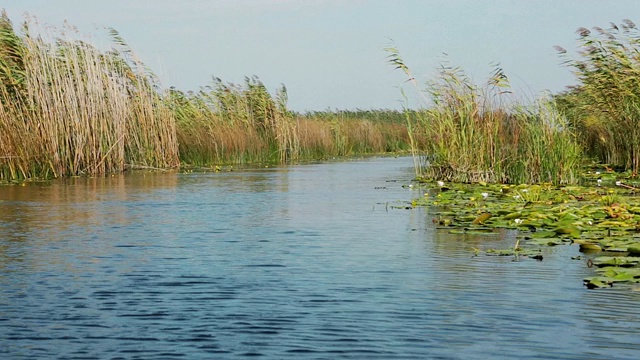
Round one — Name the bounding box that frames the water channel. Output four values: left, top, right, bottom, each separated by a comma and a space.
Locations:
1, 156, 639, 359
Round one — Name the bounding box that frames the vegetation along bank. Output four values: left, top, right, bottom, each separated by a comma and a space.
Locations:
0, 10, 409, 182
387, 19, 640, 289
3, 10, 640, 288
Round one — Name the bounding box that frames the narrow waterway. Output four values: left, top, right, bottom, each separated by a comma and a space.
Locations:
1, 156, 639, 359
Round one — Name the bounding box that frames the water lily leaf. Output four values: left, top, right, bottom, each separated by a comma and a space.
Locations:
463, 230, 497, 236
486, 248, 542, 258
559, 212, 580, 221
597, 220, 631, 228
604, 246, 632, 252
627, 245, 640, 256
490, 220, 512, 228
592, 256, 640, 267
502, 212, 522, 220
528, 230, 557, 239
579, 243, 602, 252
555, 226, 582, 238
591, 211, 608, 219
472, 212, 492, 225
612, 272, 636, 282
601, 267, 640, 277
530, 238, 566, 246
584, 277, 613, 289
628, 207, 640, 215
486, 248, 515, 256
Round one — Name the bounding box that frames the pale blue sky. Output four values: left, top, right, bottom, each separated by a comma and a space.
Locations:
2, 0, 638, 111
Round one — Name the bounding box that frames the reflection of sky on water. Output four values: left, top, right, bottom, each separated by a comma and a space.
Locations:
1, 157, 639, 359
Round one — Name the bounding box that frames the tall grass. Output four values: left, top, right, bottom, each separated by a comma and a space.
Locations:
168, 78, 290, 165
295, 110, 410, 159
0, 12, 178, 180
388, 49, 581, 184
554, 20, 640, 173
0, 10, 410, 180
170, 84, 411, 166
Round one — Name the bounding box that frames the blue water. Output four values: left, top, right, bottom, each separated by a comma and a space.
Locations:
1, 156, 639, 359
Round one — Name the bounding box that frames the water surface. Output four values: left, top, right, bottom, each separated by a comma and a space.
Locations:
1, 157, 639, 359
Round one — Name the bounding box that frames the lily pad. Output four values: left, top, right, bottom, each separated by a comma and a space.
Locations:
592, 256, 640, 267
584, 277, 613, 289
579, 243, 603, 252
472, 212, 492, 225
627, 245, 640, 256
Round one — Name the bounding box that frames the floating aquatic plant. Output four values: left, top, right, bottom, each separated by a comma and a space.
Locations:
409, 175, 640, 289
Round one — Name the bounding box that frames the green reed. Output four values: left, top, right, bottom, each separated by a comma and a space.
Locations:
387, 47, 581, 184
555, 20, 640, 174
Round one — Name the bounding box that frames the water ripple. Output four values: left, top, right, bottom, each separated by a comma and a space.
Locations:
1, 157, 639, 359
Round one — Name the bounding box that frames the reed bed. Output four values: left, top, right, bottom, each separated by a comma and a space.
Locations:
0, 12, 178, 181
295, 117, 409, 158
171, 84, 411, 166
554, 20, 640, 174
4, 10, 640, 185
0, 12, 408, 180
388, 49, 582, 184
169, 82, 279, 165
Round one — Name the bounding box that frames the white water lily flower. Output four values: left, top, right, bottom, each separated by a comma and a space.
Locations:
597, 179, 602, 186
616, 181, 622, 186
481, 192, 489, 198
437, 181, 445, 187
409, 184, 414, 188
588, 220, 593, 225
514, 195, 521, 200
595, 171, 601, 175
514, 219, 523, 224
521, 189, 528, 193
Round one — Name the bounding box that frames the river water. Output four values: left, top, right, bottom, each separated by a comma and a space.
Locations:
1, 156, 639, 359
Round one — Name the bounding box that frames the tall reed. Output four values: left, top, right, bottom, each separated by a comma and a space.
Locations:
171, 82, 411, 166
1, 10, 409, 179
388, 47, 581, 184
554, 20, 640, 173
169, 77, 296, 165
0, 12, 178, 180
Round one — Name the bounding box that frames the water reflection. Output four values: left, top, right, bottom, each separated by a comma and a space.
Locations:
1, 157, 640, 359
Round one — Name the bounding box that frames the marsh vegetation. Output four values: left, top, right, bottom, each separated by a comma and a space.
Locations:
387, 20, 640, 186
3, 10, 640, 188
384, 20, 640, 289
0, 11, 410, 181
